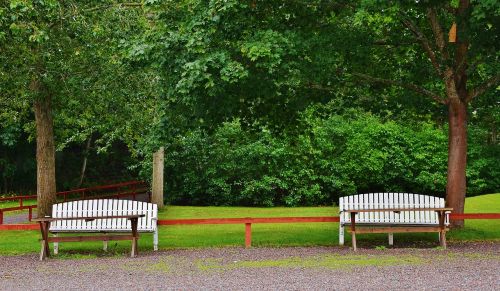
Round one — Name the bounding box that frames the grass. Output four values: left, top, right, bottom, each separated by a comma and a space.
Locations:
196, 254, 425, 271
0, 194, 498, 256
158, 205, 336, 219
0, 199, 36, 209
462, 193, 500, 213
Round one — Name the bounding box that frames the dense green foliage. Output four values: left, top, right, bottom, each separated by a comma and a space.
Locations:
163, 106, 497, 206
1, 1, 498, 206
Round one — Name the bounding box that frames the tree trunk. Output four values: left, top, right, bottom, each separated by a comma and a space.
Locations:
446, 97, 467, 228
34, 90, 57, 218
446, 0, 469, 228
77, 135, 92, 188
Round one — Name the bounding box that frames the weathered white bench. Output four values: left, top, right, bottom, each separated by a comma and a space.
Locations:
40, 199, 158, 257
339, 193, 451, 251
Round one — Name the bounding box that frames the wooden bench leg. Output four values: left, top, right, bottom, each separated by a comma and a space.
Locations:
339, 224, 345, 245
351, 232, 357, 251
388, 233, 394, 246
438, 210, 447, 249
131, 238, 137, 257
440, 231, 447, 249
131, 217, 139, 257
40, 240, 47, 261
153, 229, 158, 251
53, 234, 59, 255
350, 212, 357, 251
39, 221, 50, 260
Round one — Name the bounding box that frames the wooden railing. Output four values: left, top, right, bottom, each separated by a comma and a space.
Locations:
157, 213, 500, 248
0, 213, 498, 247
0, 181, 149, 224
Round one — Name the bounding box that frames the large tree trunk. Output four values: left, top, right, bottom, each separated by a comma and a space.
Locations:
445, 1, 469, 227
446, 97, 467, 228
34, 90, 57, 218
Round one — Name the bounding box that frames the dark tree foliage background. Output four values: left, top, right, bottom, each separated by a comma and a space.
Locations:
1, 0, 498, 207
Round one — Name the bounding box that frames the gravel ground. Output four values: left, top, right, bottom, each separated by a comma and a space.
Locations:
0, 242, 498, 290
2, 212, 36, 224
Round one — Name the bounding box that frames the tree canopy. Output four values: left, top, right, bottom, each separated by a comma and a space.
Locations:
0, 1, 498, 223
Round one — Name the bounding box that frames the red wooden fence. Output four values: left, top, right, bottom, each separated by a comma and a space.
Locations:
0, 181, 149, 224
1, 213, 498, 247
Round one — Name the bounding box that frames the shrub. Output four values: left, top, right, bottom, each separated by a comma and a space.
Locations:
161, 106, 495, 206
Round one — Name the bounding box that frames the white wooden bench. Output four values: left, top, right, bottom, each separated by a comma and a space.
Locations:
339, 193, 451, 250
47, 199, 158, 255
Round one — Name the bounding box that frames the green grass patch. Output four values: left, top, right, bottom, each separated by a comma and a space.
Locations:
197, 253, 423, 271
0, 199, 37, 217
0, 199, 36, 209
464, 193, 500, 213
158, 206, 337, 219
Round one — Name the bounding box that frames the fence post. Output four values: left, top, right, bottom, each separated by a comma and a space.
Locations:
152, 147, 164, 208
19, 198, 23, 207
0, 210, 3, 224
245, 219, 252, 248
29, 207, 33, 222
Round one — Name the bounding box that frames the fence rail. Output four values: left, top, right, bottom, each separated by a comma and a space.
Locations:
0, 181, 149, 224
1, 213, 498, 247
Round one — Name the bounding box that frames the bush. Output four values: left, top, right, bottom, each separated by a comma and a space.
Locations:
162, 106, 476, 206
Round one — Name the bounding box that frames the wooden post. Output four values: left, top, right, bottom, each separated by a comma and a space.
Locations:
152, 147, 165, 208
245, 222, 252, 248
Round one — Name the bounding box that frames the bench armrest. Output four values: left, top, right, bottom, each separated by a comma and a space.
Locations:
444, 211, 451, 226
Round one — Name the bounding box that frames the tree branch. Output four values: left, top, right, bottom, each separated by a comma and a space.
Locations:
426, 8, 449, 60
467, 74, 500, 102
353, 72, 447, 105
400, 15, 443, 77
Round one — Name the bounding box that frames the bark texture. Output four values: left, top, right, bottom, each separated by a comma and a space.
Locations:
33, 90, 57, 218
445, 0, 469, 227
446, 98, 467, 227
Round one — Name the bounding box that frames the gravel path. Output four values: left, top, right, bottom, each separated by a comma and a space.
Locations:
0, 242, 498, 290
2, 211, 36, 224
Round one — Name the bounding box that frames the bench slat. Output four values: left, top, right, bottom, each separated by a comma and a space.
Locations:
49, 199, 157, 233
340, 193, 448, 225
348, 226, 444, 234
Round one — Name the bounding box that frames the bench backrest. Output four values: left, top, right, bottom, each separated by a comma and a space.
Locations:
339, 193, 448, 225
49, 199, 157, 232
